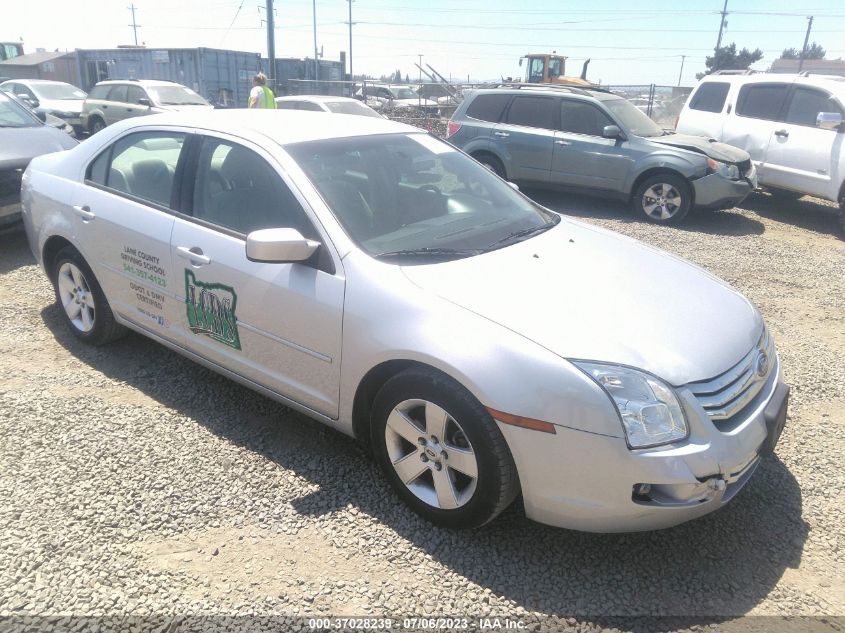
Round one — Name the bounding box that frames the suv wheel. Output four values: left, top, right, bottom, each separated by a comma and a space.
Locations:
89, 116, 106, 134
838, 194, 845, 235
633, 174, 692, 224
473, 153, 506, 179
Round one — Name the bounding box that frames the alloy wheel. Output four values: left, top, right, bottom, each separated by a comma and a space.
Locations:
384, 398, 479, 510
642, 183, 683, 221
57, 262, 96, 332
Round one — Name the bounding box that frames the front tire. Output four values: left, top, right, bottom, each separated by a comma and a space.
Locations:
633, 173, 692, 224
473, 153, 506, 179
89, 116, 106, 135
371, 367, 519, 529
52, 246, 126, 345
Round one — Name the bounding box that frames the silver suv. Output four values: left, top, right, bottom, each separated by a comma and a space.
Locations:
81, 79, 212, 135
447, 85, 757, 224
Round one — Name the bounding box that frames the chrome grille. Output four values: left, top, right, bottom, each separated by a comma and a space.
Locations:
688, 328, 775, 422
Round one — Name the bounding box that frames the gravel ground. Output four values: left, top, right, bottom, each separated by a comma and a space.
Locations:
0, 191, 843, 633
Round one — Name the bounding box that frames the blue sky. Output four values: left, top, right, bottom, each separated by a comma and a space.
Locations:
5, 0, 845, 85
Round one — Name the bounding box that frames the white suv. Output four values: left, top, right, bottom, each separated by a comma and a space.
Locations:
677, 74, 845, 225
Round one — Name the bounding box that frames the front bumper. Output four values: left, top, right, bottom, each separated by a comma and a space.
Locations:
693, 165, 757, 209
497, 357, 786, 533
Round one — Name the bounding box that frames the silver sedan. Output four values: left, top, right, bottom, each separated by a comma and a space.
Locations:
21, 110, 789, 532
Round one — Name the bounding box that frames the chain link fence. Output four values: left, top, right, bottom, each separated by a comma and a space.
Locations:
283, 79, 693, 134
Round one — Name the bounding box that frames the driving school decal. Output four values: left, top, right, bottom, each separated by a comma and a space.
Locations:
184, 270, 241, 350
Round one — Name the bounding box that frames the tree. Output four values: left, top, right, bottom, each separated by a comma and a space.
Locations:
392, 69, 402, 83
697, 43, 764, 79
780, 42, 826, 60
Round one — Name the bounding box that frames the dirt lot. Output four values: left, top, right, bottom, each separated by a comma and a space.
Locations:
0, 191, 843, 632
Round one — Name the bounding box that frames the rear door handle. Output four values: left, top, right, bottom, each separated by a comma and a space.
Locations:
555, 140, 572, 146
176, 246, 211, 265
72, 205, 95, 221
493, 131, 510, 138
774, 129, 789, 138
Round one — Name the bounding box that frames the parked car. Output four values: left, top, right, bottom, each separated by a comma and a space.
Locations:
0, 79, 87, 137
446, 85, 757, 224
677, 73, 845, 230
22, 110, 788, 532
275, 95, 382, 118
355, 84, 440, 114
0, 91, 77, 227
81, 79, 213, 135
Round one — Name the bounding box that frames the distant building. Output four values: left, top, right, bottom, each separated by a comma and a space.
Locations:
769, 58, 845, 77
0, 51, 79, 85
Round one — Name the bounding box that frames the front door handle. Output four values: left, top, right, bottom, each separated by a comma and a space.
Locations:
176, 246, 211, 265
72, 205, 95, 221
555, 140, 572, 146
493, 131, 510, 138
774, 129, 789, 138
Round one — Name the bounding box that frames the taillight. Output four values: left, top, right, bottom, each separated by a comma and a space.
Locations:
446, 120, 461, 138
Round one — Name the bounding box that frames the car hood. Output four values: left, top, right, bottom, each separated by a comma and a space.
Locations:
41, 99, 85, 114
400, 220, 761, 386
159, 104, 214, 112
648, 133, 750, 163
0, 126, 77, 171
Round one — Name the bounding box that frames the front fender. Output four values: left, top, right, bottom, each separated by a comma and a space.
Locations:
625, 150, 705, 194
338, 251, 624, 440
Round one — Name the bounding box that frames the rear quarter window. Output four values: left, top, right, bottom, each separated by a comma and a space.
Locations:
465, 94, 511, 123
88, 85, 110, 100
688, 82, 730, 113
736, 83, 789, 121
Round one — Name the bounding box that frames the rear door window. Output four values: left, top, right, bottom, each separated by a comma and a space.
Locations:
107, 85, 129, 104
505, 95, 558, 130
736, 83, 789, 121
688, 82, 730, 113
88, 85, 110, 100
127, 85, 147, 105
465, 94, 511, 123
784, 87, 843, 127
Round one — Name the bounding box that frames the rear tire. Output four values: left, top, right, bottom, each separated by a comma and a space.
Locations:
632, 173, 692, 224
838, 195, 845, 235
371, 367, 519, 529
473, 153, 506, 180
51, 246, 126, 346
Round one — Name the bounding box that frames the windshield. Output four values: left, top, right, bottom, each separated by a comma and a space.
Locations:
603, 97, 665, 137
0, 93, 40, 128
286, 133, 558, 261
391, 88, 419, 100
325, 101, 382, 118
31, 83, 86, 100
146, 85, 209, 106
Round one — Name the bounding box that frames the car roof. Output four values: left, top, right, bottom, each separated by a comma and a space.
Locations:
697, 72, 845, 98
276, 95, 361, 104
468, 86, 618, 101
94, 79, 183, 87
117, 109, 419, 145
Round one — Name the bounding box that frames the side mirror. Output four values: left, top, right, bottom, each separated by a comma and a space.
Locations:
817, 112, 843, 131
138, 97, 152, 107
245, 227, 320, 263
17, 93, 37, 107
602, 124, 623, 140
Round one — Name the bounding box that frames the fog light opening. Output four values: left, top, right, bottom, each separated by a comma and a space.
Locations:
633, 483, 652, 501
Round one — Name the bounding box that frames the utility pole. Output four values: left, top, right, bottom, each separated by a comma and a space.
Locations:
312, 0, 319, 81
266, 0, 276, 90
677, 55, 687, 86
798, 16, 814, 74
128, 4, 141, 46
346, 0, 354, 86
714, 0, 729, 53
418, 54, 423, 107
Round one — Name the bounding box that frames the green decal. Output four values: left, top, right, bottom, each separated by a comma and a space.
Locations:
184, 269, 241, 350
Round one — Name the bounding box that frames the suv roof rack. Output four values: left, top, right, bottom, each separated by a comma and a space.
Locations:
710, 69, 757, 75
490, 82, 609, 95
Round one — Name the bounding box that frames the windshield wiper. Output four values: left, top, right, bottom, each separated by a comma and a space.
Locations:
374, 247, 482, 260
485, 216, 560, 250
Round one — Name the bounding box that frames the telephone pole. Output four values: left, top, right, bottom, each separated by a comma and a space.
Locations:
265, 0, 276, 89
346, 0, 354, 84
714, 0, 729, 53
312, 0, 319, 81
128, 4, 141, 46
678, 55, 687, 86
798, 16, 814, 74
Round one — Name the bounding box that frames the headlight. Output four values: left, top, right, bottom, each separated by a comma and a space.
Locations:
706, 158, 740, 180
573, 362, 688, 449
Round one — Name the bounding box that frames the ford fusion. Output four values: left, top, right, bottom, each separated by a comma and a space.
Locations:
22, 110, 789, 532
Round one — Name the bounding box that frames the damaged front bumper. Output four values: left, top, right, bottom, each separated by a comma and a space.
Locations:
693, 164, 758, 210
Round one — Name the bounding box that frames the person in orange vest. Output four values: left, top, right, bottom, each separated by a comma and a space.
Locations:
248, 73, 277, 109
